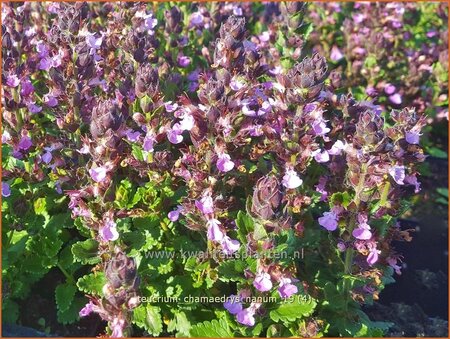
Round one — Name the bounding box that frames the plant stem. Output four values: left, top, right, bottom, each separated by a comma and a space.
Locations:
57, 263, 75, 284
343, 163, 368, 304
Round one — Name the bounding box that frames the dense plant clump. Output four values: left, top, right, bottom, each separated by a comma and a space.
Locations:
1, 2, 447, 337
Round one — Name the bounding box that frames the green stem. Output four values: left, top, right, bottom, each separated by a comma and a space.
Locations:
6, 229, 15, 248
57, 263, 75, 284
343, 163, 368, 304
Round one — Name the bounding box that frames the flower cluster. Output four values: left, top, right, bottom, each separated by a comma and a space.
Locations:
1, 2, 440, 338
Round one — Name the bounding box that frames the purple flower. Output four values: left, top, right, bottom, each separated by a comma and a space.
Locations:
179, 114, 195, 131
41, 151, 53, 164
177, 54, 191, 68
389, 165, 405, 185
164, 101, 178, 113
89, 166, 107, 183
143, 132, 155, 152
221, 236, 240, 254
387, 257, 402, 275
405, 131, 421, 144
168, 205, 183, 222
230, 78, 245, 91
337, 242, 346, 252
318, 211, 338, 231
125, 129, 141, 142
18, 135, 32, 151
315, 176, 328, 201
389, 93, 402, 105
36, 42, 49, 58
384, 84, 396, 95
79, 301, 94, 317
404, 174, 421, 193
352, 214, 372, 240
282, 169, 303, 189
217, 153, 235, 172
167, 124, 184, 144
195, 195, 214, 215
328, 140, 345, 155
6, 74, 20, 87
28, 103, 42, 114
20, 78, 34, 96
190, 12, 204, 26
278, 278, 298, 298
86, 33, 102, 55
2, 182, 11, 197
312, 119, 330, 137
99, 219, 119, 242
330, 45, 344, 62
236, 308, 256, 327
233, 6, 243, 16
253, 272, 272, 292
44, 93, 58, 107
110, 317, 125, 338
313, 149, 330, 163
206, 218, 224, 242
38, 58, 52, 71
367, 243, 381, 266
224, 295, 243, 315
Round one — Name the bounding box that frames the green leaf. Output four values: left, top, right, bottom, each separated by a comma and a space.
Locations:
55, 283, 77, 312
427, 147, 447, 159
2, 299, 19, 324
71, 239, 100, 265
133, 305, 163, 336
436, 187, 448, 198
167, 311, 191, 336
189, 318, 234, 338
235, 211, 254, 243
77, 272, 106, 296
217, 260, 246, 282
330, 192, 352, 208
269, 295, 316, 323
57, 297, 86, 325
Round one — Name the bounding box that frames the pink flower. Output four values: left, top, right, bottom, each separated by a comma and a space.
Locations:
79, 301, 94, 317
206, 218, 224, 242
282, 169, 303, 189
230, 78, 245, 91
224, 295, 243, 315
195, 194, 214, 215
318, 211, 338, 231
367, 243, 381, 266
389, 93, 402, 105
236, 308, 256, 327
89, 166, 107, 183
384, 84, 396, 95
41, 151, 53, 164
2, 182, 11, 197
352, 214, 372, 240
99, 219, 119, 242
315, 176, 328, 201
253, 271, 272, 292
6, 74, 20, 87
278, 278, 298, 298
217, 153, 235, 172
221, 236, 240, 254
330, 45, 344, 62
389, 165, 405, 185
337, 242, 346, 252
110, 317, 126, 338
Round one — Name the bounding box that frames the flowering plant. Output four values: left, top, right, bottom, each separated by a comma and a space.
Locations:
1, 2, 442, 337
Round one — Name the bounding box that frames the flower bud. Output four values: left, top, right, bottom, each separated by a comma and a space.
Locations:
251, 175, 281, 220
90, 99, 124, 139
135, 63, 159, 98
